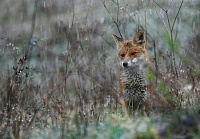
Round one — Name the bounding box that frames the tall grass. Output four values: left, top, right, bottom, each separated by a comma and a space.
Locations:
0, 0, 199, 138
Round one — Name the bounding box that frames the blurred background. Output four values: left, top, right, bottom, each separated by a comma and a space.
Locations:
0, 0, 200, 138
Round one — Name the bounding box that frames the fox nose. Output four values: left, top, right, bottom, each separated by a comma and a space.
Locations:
123, 62, 128, 68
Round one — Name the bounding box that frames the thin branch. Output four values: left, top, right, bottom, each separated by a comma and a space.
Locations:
116, 0, 119, 23
155, 6, 169, 34
115, 3, 154, 42
96, 33, 114, 48
27, 0, 39, 57
153, 0, 166, 12
101, 0, 123, 39
153, 40, 158, 85
171, 0, 184, 32
166, 13, 172, 32
153, 0, 184, 79
145, 10, 147, 40
137, 0, 140, 30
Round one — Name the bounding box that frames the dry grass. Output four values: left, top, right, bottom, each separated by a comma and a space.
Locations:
0, 0, 200, 138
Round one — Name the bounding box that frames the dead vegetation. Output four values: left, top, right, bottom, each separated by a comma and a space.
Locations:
0, 0, 200, 138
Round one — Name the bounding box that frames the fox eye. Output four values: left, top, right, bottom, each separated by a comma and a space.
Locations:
131, 52, 136, 56
121, 54, 125, 57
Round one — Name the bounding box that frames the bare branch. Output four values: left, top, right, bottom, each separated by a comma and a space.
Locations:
101, 0, 123, 39
116, 0, 119, 23
171, 0, 184, 32
153, 40, 158, 85
166, 13, 172, 34
26, 0, 39, 56
155, 6, 169, 34
153, 0, 167, 12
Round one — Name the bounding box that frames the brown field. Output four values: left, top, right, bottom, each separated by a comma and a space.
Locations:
0, 0, 200, 138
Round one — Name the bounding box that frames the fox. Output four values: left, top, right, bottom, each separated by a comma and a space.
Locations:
112, 30, 153, 112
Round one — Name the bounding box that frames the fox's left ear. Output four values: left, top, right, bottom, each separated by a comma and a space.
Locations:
112, 34, 123, 49
133, 30, 146, 47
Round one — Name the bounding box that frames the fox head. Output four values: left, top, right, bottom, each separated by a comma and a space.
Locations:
112, 30, 147, 69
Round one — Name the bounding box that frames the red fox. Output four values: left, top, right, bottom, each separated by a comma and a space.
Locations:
112, 30, 152, 112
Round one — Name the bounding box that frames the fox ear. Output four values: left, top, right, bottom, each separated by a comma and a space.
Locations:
133, 30, 146, 46
112, 34, 123, 48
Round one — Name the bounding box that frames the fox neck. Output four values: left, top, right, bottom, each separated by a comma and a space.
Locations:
121, 65, 146, 84
120, 64, 148, 104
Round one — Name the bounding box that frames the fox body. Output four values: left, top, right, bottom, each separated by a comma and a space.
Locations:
113, 30, 151, 110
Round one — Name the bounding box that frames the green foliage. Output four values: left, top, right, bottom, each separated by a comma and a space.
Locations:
180, 55, 188, 64
188, 130, 200, 139
109, 125, 124, 139
156, 81, 171, 100
136, 124, 155, 139
20, 108, 200, 139
191, 68, 200, 77
166, 32, 173, 48
165, 32, 179, 53
145, 71, 156, 82
164, 108, 200, 138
